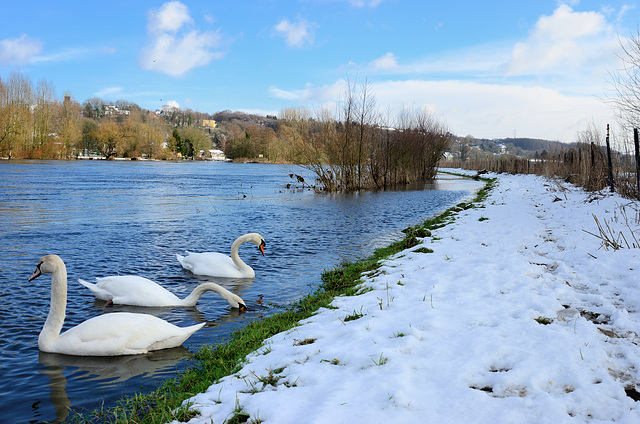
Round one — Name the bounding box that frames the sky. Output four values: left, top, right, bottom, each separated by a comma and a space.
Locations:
168, 170, 640, 424
0, 0, 638, 142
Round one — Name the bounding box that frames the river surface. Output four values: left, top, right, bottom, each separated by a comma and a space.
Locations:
0, 160, 482, 423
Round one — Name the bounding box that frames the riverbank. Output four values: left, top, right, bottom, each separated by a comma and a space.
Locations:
169, 168, 640, 424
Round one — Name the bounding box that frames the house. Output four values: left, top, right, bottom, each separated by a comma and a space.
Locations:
209, 149, 227, 161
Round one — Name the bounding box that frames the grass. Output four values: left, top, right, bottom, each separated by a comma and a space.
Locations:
535, 316, 553, 325
70, 174, 496, 424
344, 308, 364, 322
371, 353, 389, 366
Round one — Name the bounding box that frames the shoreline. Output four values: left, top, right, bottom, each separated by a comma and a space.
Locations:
170, 169, 640, 424
81, 169, 640, 423
74, 170, 493, 423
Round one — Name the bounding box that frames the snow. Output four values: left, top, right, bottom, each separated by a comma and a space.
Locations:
170, 169, 640, 424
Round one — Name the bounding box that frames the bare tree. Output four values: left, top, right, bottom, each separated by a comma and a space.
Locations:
32, 78, 57, 152
607, 28, 640, 129
0, 71, 33, 158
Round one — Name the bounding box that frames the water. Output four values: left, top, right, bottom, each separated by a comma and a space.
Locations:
0, 160, 482, 423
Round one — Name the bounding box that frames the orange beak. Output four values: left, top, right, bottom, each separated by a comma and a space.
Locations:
259, 240, 266, 256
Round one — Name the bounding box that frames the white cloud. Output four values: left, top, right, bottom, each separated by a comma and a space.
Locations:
617, 4, 636, 22
369, 52, 399, 70
30, 47, 92, 64
147, 1, 193, 34
273, 78, 613, 142
348, 0, 384, 7
370, 79, 613, 140
273, 19, 315, 48
95, 86, 124, 98
164, 100, 180, 109
0, 34, 42, 65
505, 4, 618, 76
271, 4, 622, 141
269, 87, 301, 100
139, 1, 222, 77
99, 46, 117, 55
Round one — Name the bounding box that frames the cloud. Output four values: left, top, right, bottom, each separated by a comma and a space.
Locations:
95, 86, 124, 98
273, 18, 316, 48
29, 47, 92, 64
273, 78, 613, 142
369, 52, 399, 70
138, 1, 222, 77
147, 1, 193, 34
163, 100, 180, 109
99, 47, 117, 55
347, 0, 384, 7
617, 4, 636, 22
0, 34, 42, 65
505, 4, 618, 76
269, 87, 301, 100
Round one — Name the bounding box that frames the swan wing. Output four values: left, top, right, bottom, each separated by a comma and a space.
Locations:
177, 252, 254, 278
46, 313, 205, 356
89, 276, 182, 306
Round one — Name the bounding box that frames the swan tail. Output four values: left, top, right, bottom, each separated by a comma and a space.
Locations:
77, 278, 113, 302
77, 278, 95, 289
147, 322, 206, 351
176, 253, 185, 265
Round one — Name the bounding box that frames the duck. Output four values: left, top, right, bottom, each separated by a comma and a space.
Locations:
78, 275, 246, 310
29, 255, 205, 356
177, 233, 266, 278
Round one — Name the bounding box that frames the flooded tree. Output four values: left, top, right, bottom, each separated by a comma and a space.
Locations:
287, 80, 452, 192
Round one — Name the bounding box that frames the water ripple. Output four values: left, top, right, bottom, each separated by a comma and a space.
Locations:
0, 160, 482, 423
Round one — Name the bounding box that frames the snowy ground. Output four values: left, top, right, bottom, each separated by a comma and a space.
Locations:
171, 169, 640, 424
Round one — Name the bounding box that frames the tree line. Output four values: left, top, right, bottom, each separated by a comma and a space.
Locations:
0, 71, 451, 191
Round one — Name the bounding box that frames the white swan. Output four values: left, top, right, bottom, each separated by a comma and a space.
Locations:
176, 232, 266, 278
78, 276, 246, 310
29, 255, 205, 356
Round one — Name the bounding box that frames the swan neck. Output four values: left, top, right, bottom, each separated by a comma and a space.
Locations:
181, 283, 223, 306
230, 235, 250, 271
40, 262, 67, 348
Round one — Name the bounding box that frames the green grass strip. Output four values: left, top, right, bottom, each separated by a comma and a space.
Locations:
73, 174, 496, 424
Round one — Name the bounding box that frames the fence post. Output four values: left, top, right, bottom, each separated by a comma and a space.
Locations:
635, 128, 639, 198
606, 124, 615, 192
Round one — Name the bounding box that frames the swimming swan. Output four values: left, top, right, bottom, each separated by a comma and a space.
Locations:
29, 255, 205, 356
78, 276, 246, 310
176, 233, 266, 278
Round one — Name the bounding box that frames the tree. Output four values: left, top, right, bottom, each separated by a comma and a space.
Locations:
80, 119, 99, 155
58, 100, 82, 156
0, 71, 32, 158
92, 121, 124, 159
32, 78, 57, 153
83, 97, 107, 120
179, 126, 210, 157
607, 28, 640, 129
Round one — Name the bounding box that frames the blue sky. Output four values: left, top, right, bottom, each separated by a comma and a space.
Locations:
0, 0, 637, 141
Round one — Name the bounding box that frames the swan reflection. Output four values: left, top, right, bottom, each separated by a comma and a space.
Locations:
38, 347, 190, 422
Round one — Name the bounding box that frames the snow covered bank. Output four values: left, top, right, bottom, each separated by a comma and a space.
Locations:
172, 169, 640, 424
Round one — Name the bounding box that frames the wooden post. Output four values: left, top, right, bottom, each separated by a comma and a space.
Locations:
606, 124, 615, 192
635, 128, 639, 198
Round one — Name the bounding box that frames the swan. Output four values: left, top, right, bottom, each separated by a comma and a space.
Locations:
177, 232, 266, 278
78, 276, 246, 310
29, 255, 205, 356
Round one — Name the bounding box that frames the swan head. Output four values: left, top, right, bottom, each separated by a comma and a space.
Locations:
28, 255, 63, 281
227, 294, 247, 311
245, 233, 266, 256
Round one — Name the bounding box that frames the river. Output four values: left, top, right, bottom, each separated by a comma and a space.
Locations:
0, 160, 482, 423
